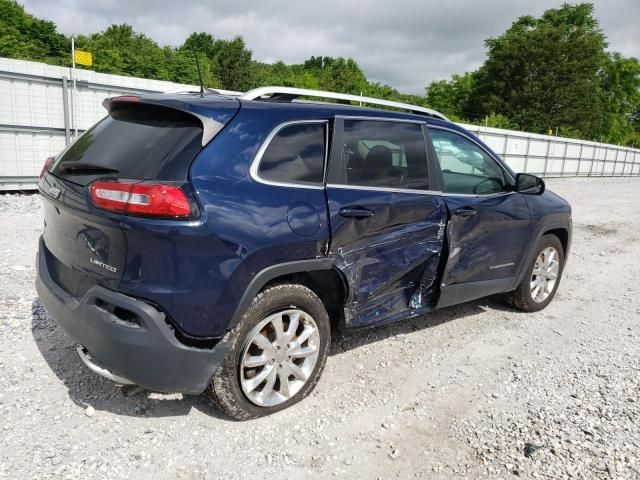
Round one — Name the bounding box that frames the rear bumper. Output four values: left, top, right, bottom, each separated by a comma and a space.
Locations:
35, 237, 230, 394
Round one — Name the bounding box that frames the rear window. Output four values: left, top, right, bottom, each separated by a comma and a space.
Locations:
51, 104, 203, 185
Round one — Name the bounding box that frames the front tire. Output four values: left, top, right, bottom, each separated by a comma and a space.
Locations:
209, 283, 331, 420
504, 234, 565, 312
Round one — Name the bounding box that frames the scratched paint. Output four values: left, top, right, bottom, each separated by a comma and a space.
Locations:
329, 202, 446, 328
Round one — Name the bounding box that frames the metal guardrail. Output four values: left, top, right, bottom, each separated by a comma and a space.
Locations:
0, 123, 68, 134
0, 70, 160, 94
1, 68, 144, 149
0, 176, 39, 190
0, 64, 162, 189
463, 125, 640, 178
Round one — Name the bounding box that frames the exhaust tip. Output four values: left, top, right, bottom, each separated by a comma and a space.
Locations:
76, 345, 135, 385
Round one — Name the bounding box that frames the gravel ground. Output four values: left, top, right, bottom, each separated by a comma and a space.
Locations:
0, 177, 638, 479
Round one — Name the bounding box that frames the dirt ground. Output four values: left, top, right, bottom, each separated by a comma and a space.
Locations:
0, 177, 638, 479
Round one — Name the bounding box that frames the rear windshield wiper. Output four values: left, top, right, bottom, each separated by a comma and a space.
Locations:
59, 163, 120, 175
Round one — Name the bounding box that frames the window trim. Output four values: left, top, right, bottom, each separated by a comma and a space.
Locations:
329, 115, 437, 193
335, 114, 426, 125
250, 119, 329, 190
427, 125, 516, 197
326, 182, 444, 196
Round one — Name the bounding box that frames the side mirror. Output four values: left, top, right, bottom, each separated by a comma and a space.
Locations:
515, 173, 545, 195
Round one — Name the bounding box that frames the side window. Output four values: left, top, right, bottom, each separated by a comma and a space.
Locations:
341, 120, 429, 190
258, 123, 326, 184
429, 129, 506, 195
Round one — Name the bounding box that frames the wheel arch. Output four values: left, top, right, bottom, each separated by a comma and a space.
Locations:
544, 227, 569, 257
227, 259, 348, 332
516, 221, 571, 284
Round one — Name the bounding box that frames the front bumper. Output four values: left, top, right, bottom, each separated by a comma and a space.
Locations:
35, 237, 230, 394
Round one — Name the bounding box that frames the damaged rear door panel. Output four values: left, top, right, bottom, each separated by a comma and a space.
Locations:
326, 117, 447, 328
327, 188, 447, 327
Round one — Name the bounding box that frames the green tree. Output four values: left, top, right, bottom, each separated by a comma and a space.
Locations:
171, 32, 220, 87
600, 52, 640, 144
466, 3, 608, 137
260, 60, 294, 86
0, 0, 68, 63
303, 56, 334, 72
164, 46, 215, 87
319, 57, 367, 94
364, 82, 400, 100
256, 62, 321, 90
482, 113, 516, 129
182, 32, 218, 58
76, 24, 170, 79
425, 72, 475, 120
211, 37, 255, 90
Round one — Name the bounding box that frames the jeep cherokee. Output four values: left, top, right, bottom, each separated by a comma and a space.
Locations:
36, 86, 572, 419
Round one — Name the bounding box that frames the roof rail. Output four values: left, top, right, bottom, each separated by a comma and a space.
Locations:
240, 86, 449, 121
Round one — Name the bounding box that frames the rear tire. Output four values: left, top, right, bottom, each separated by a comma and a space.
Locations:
209, 283, 331, 420
503, 234, 564, 312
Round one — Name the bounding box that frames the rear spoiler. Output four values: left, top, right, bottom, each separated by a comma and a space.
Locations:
102, 96, 226, 147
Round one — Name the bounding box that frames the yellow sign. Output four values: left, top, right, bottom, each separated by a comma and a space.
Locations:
74, 50, 92, 66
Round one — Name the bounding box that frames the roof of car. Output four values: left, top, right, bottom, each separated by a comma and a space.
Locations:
146, 85, 451, 125
156, 95, 455, 126
239, 86, 448, 120
236, 96, 442, 122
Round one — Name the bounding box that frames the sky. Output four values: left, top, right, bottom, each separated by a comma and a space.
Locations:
21, 0, 640, 94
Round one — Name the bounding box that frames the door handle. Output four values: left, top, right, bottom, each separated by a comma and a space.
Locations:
339, 206, 375, 218
454, 206, 478, 217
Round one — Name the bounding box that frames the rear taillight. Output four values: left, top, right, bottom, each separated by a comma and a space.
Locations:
89, 180, 191, 218
40, 157, 54, 178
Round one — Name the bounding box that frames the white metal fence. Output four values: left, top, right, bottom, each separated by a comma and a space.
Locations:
0, 57, 199, 190
462, 123, 640, 177
1, 57, 639, 190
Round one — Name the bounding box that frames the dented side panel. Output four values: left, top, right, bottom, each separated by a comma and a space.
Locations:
327, 187, 447, 328
440, 193, 531, 286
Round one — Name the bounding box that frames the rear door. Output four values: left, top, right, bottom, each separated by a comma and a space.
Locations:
40, 100, 232, 296
426, 126, 531, 306
326, 117, 447, 328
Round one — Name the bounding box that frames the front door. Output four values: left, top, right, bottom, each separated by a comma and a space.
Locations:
427, 126, 531, 306
326, 117, 446, 328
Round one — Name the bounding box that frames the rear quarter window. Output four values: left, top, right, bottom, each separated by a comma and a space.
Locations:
51, 104, 203, 185
256, 122, 326, 185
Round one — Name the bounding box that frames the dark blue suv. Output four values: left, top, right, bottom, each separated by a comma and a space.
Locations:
36, 87, 571, 419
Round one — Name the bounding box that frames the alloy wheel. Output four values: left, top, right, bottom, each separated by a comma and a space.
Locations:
530, 246, 560, 303
239, 309, 320, 407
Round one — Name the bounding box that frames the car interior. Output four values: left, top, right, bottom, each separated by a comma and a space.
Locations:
430, 131, 507, 195
345, 138, 430, 190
